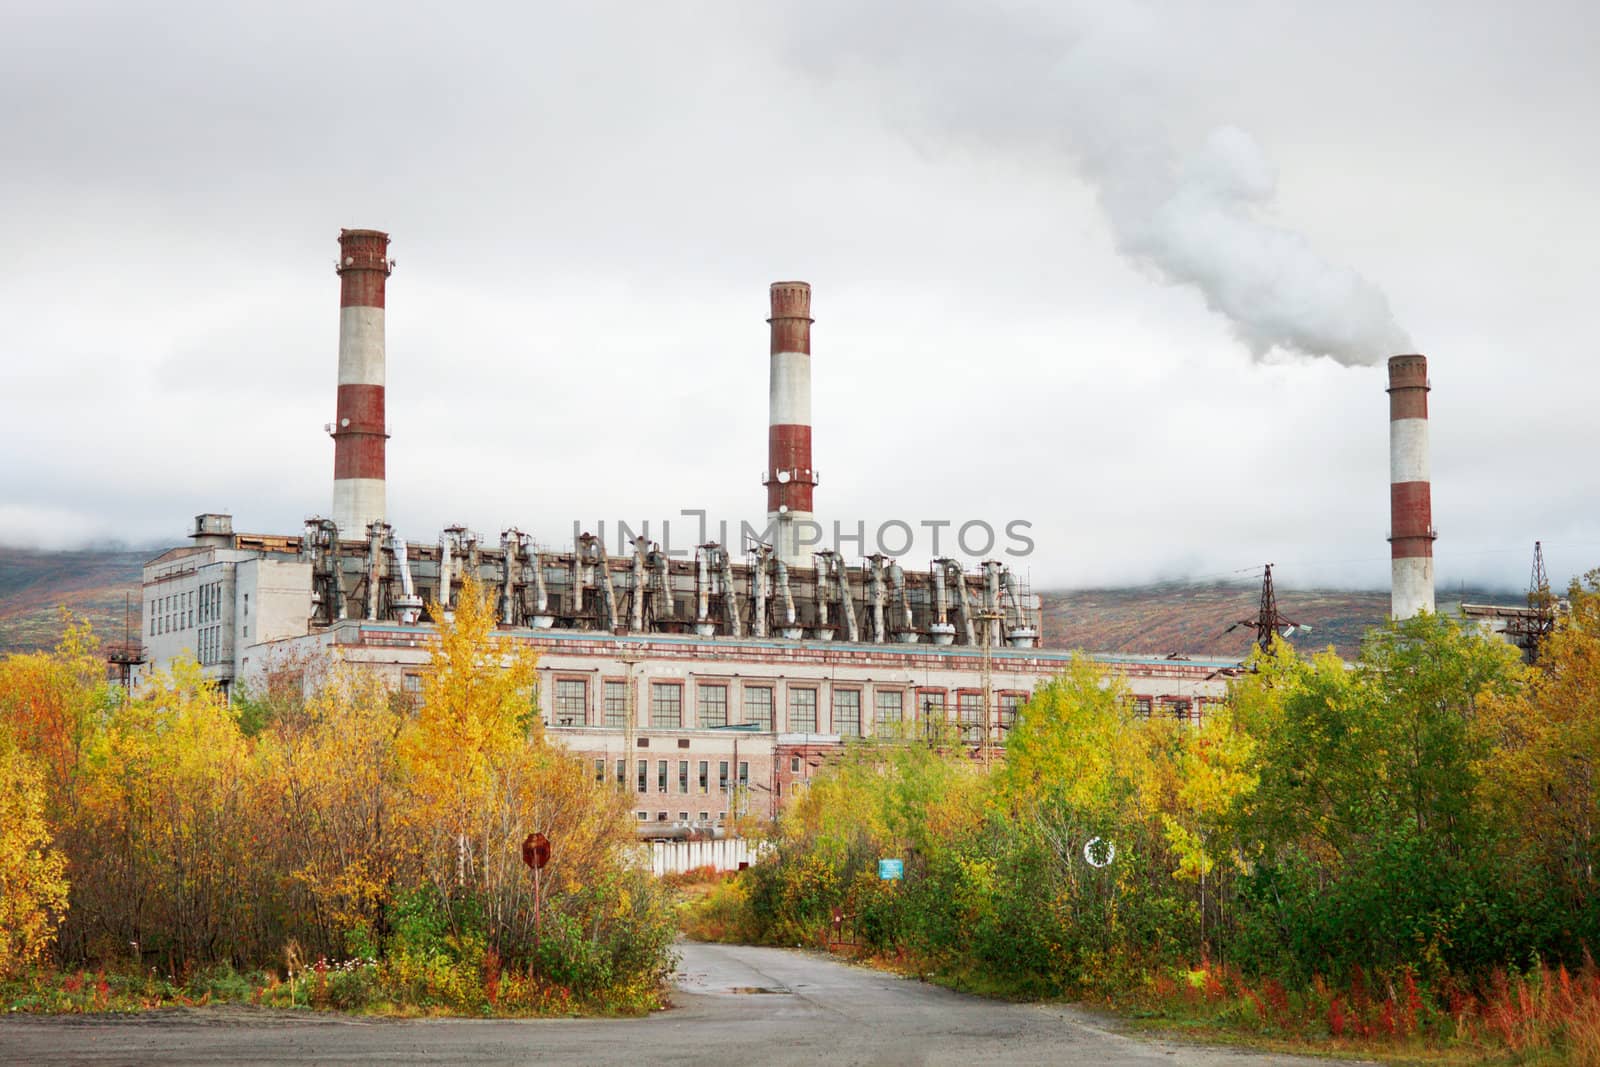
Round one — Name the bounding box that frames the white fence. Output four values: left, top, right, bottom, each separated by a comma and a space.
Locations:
648, 836, 765, 876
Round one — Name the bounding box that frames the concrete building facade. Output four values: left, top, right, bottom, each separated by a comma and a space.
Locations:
136, 529, 1235, 833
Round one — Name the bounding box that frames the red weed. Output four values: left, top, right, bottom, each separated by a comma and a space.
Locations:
1328, 996, 1346, 1038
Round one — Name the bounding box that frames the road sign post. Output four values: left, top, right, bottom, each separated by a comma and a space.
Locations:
522, 831, 551, 953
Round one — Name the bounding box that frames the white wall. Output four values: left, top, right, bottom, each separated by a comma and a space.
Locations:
649, 836, 767, 876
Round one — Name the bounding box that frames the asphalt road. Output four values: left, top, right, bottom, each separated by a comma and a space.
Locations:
0, 942, 1365, 1066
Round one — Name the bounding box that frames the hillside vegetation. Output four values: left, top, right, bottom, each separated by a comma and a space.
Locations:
0, 547, 147, 652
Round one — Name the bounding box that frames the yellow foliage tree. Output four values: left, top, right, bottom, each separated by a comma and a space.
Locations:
397, 577, 647, 958
0, 730, 70, 975
1479, 570, 1600, 915
76, 657, 255, 964
0, 613, 112, 820
256, 662, 408, 956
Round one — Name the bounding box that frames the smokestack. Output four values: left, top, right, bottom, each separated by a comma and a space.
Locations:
331, 229, 392, 539
767, 281, 816, 565
1388, 353, 1435, 618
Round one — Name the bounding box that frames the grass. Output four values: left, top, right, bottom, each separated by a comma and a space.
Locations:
1, 952, 664, 1019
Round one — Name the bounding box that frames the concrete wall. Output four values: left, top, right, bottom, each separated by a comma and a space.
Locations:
649, 837, 765, 876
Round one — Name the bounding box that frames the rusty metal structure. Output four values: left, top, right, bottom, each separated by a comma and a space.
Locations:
1226, 563, 1301, 655
1504, 540, 1558, 662
289, 521, 1041, 648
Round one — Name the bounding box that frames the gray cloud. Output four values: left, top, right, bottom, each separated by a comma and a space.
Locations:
0, 1, 1596, 592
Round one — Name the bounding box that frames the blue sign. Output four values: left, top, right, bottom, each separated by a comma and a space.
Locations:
878, 858, 904, 881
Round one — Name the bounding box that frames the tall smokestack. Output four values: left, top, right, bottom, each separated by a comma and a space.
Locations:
331, 229, 392, 539
1388, 353, 1435, 618
767, 281, 816, 565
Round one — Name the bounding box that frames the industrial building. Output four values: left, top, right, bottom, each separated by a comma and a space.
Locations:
133, 228, 1433, 830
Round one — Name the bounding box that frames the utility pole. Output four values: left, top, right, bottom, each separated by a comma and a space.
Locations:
1228, 564, 1301, 655
620, 648, 642, 794
976, 610, 1003, 769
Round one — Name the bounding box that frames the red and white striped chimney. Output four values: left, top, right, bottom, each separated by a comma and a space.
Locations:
1388, 353, 1435, 618
767, 281, 817, 566
331, 229, 392, 539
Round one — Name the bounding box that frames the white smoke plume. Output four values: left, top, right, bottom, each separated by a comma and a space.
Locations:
780, 2, 1412, 365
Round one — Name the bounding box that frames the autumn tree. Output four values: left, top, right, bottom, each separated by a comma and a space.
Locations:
71, 657, 257, 965
0, 727, 70, 975
255, 662, 410, 959
395, 576, 669, 980
1478, 568, 1600, 954
0, 612, 114, 821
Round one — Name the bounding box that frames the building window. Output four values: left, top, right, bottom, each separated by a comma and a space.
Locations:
698, 811, 709, 822
657, 811, 668, 822
958, 692, 984, 744
679, 811, 689, 822
1134, 697, 1153, 719
698, 683, 728, 728
745, 685, 773, 730
678, 760, 689, 793
650, 682, 682, 728
791, 756, 801, 773
698, 760, 709, 793
657, 759, 668, 793
604, 680, 629, 728
243, 593, 248, 617
594, 758, 605, 782
554, 678, 587, 726
788, 688, 817, 733
719, 760, 730, 793
738, 761, 748, 788
998, 693, 1022, 737
875, 690, 904, 729
615, 759, 625, 785
637, 759, 648, 793
833, 689, 861, 737
401, 673, 423, 710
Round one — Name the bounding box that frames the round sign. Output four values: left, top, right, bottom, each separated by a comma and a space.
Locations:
1083, 837, 1115, 868
522, 832, 551, 870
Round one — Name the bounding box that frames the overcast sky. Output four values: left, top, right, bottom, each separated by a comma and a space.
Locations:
3, 1, 1595, 591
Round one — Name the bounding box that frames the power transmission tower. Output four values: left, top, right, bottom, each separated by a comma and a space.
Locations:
1226, 564, 1302, 655
1508, 541, 1556, 662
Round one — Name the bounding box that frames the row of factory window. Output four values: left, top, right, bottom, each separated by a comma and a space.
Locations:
637, 811, 727, 823
147, 581, 229, 637
197, 625, 226, 666
548, 676, 1028, 742
596, 758, 751, 795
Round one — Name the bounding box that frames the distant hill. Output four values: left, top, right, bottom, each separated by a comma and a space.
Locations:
0, 546, 149, 653
1040, 581, 1518, 662
0, 545, 1522, 662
